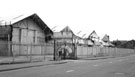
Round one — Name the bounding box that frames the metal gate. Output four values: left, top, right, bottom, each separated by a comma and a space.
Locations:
54, 40, 76, 60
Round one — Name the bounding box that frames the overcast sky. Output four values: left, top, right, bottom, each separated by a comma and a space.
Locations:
0, 0, 135, 41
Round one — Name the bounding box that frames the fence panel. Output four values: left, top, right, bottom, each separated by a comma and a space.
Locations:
45, 43, 54, 60
0, 41, 9, 56
0, 42, 54, 64
76, 45, 135, 59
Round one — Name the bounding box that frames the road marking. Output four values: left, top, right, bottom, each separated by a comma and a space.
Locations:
66, 70, 74, 73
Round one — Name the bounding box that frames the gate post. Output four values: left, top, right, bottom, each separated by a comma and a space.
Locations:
74, 43, 77, 59
53, 39, 56, 61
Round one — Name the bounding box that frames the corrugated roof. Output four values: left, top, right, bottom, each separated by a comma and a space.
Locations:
60, 26, 73, 33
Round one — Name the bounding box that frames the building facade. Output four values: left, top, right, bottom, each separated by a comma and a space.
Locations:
0, 13, 53, 56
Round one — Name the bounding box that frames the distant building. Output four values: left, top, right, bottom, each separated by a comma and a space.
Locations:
101, 34, 114, 47
87, 30, 101, 46
102, 34, 110, 42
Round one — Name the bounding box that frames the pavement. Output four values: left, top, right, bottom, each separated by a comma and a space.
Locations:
0, 56, 70, 72
0, 60, 69, 72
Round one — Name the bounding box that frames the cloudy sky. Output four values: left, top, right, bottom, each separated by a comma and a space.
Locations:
0, 0, 135, 41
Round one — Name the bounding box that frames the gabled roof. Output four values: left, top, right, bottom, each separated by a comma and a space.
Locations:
60, 26, 73, 33
102, 34, 110, 42
0, 13, 53, 35
87, 30, 99, 39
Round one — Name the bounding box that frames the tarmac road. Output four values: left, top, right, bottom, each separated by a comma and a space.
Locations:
0, 55, 135, 77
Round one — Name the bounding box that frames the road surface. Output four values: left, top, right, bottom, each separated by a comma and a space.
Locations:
1, 55, 135, 77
